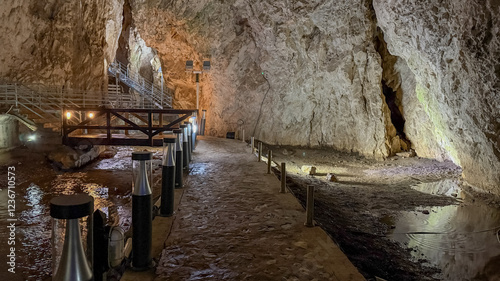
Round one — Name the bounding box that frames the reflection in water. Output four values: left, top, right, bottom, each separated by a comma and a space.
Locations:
189, 163, 210, 176
390, 180, 500, 281
0, 147, 133, 280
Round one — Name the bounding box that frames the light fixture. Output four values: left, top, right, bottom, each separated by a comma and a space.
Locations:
185, 60, 193, 71
27, 134, 37, 142
88, 112, 94, 119
203, 61, 211, 71
66, 112, 71, 120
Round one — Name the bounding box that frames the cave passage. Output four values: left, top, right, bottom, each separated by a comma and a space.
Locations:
382, 81, 406, 138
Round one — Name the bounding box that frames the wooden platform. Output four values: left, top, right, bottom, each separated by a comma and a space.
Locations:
62, 107, 195, 146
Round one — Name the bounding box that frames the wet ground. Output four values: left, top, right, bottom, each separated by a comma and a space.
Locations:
261, 143, 500, 281
0, 146, 164, 280
1, 139, 500, 280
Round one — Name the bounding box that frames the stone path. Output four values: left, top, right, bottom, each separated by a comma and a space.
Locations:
154, 136, 365, 281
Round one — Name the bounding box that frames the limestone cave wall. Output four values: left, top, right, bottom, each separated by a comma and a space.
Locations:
130, 0, 499, 191
374, 0, 500, 192
0, 0, 498, 192
0, 0, 123, 89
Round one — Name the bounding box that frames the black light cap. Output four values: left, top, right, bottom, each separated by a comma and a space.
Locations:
180, 124, 187, 128
163, 137, 176, 143
132, 151, 152, 160
173, 129, 182, 134
202, 110, 206, 112
50, 194, 94, 219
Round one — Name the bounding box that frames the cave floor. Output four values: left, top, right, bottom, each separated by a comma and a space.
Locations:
2, 136, 499, 281
258, 141, 500, 281
151, 136, 365, 281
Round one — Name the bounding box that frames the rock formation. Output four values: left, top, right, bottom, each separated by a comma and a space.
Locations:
0, 0, 123, 89
0, 0, 498, 192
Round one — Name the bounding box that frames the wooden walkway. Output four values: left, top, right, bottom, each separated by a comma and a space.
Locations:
62, 107, 195, 146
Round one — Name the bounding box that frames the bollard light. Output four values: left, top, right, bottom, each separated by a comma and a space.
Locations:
180, 125, 189, 169
50, 194, 94, 281
185, 122, 193, 161
173, 129, 184, 188
160, 137, 176, 217
200, 110, 206, 136
131, 151, 154, 270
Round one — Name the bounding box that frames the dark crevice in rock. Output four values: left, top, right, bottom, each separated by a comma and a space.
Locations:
373, 26, 412, 154
116, 0, 133, 64
382, 81, 407, 139
110, 0, 133, 91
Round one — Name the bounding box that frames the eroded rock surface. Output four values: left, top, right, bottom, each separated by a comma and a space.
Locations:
373, 0, 500, 191
1, 0, 498, 191
0, 0, 123, 88
130, 0, 499, 191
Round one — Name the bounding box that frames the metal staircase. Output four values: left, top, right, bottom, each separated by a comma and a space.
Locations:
0, 83, 140, 132
107, 60, 172, 109
0, 61, 172, 133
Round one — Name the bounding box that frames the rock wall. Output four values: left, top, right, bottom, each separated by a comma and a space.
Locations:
0, 115, 19, 148
1, 0, 498, 191
130, 0, 499, 191
0, 0, 123, 89
373, 0, 500, 191
131, 0, 391, 158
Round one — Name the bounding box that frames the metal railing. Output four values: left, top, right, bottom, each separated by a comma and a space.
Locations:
0, 82, 161, 131
108, 60, 172, 109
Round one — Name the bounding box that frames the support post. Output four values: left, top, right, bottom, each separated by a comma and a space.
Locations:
305, 185, 315, 227
251, 137, 254, 154
258, 142, 262, 162
267, 150, 272, 174
159, 113, 163, 135
280, 162, 286, 193
242, 129, 245, 142
106, 111, 111, 141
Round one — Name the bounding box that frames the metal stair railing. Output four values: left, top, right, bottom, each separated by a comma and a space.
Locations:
108, 60, 172, 109
0, 83, 137, 131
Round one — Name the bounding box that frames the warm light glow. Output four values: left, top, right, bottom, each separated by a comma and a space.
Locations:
66, 112, 71, 119
88, 112, 94, 118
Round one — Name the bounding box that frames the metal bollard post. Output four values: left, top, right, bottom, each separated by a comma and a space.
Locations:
186, 123, 193, 161
280, 162, 286, 193
242, 129, 245, 142
160, 137, 176, 217
267, 150, 272, 174
180, 124, 189, 169
173, 129, 183, 188
258, 142, 262, 162
305, 185, 315, 227
131, 152, 154, 270
251, 137, 255, 154
200, 109, 206, 136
